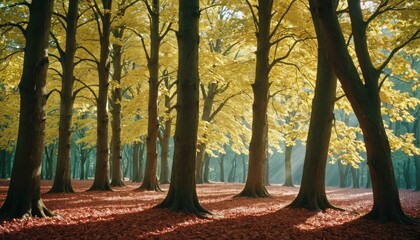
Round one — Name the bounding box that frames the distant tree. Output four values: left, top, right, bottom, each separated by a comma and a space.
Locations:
314, 0, 419, 222
155, 0, 209, 216
0, 0, 55, 219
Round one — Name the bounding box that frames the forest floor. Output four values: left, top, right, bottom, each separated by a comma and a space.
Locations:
0, 180, 419, 239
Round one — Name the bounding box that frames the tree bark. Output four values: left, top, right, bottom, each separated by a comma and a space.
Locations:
155, 0, 209, 217
314, 0, 416, 223
288, 0, 337, 211
89, 0, 113, 191
159, 70, 173, 184
109, 20, 125, 187
238, 0, 271, 198
50, 0, 79, 193
0, 0, 55, 219
283, 145, 294, 187
203, 154, 210, 183
140, 0, 162, 192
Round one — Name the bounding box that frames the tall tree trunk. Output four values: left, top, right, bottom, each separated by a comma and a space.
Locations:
314, 0, 416, 222
288, 0, 337, 211
109, 21, 125, 187
90, 0, 113, 191
0, 0, 55, 219
159, 70, 173, 184
283, 145, 294, 187
50, 0, 79, 193
238, 0, 271, 198
155, 0, 209, 217
159, 119, 171, 184
196, 83, 216, 183
140, 0, 161, 192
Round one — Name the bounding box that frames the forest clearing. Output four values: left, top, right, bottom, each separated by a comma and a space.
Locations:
1, 180, 419, 239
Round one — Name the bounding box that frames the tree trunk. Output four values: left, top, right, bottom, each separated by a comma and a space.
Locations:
155, 0, 209, 217
403, 159, 411, 190
288, 0, 337, 211
44, 144, 55, 180
159, 119, 171, 184
109, 24, 125, 187
218, 154, 225, 182
238, 0, 271, 198
242, 155, 247, 183
351, 167, 360, 188
0, 150, 6, 178
337, 161, 350, 188
159, 70, 173, 184
50, 0, 79, 193
203, 154, 210, 183
228, 154, 237, 183
412, 118, 419, 191
140, 0, 161, 192
283, 145, 294, 187
89, 0, 113, 191
314, 0, 416, 222
132, 142, 140, 182
0, 0, 55, 219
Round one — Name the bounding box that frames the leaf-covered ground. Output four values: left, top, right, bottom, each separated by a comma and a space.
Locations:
0, 180, 419, 239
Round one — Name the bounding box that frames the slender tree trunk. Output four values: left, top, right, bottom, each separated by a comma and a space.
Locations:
228, 154, 237, 182
159, 119, 171, 184
403, 159, 411, 190
242, 155, 247, 183
50, 0, 79, 193
140, 0, 161, 192
0, 0, 55, 219
155, 0, 209, 216
0, 150, 6, 178
283, 145, 294, 187
288, 0, 337, 211
138, 143, 145, 181
238, 0, 271, 198
314, 0, 416, 222
218, 154, 225, 182
203, 154, 210, 183
132, 142, 140, 182
159, 70, 173, 184
351, 167, 360, 188
90, 0, 113, 191
412, 118, 419, 191
109, 23, 125, 187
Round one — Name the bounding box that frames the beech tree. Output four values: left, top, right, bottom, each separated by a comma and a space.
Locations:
138, 0, 172, 192
48, 0, 80, 193
89, 0, 113, 191
313, 0, 419, 222
109, 0, 140, 187
288, 0, 337, 210
239, 0, 302, 197
155, 0, 209, 216
0, 0, 55, 219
